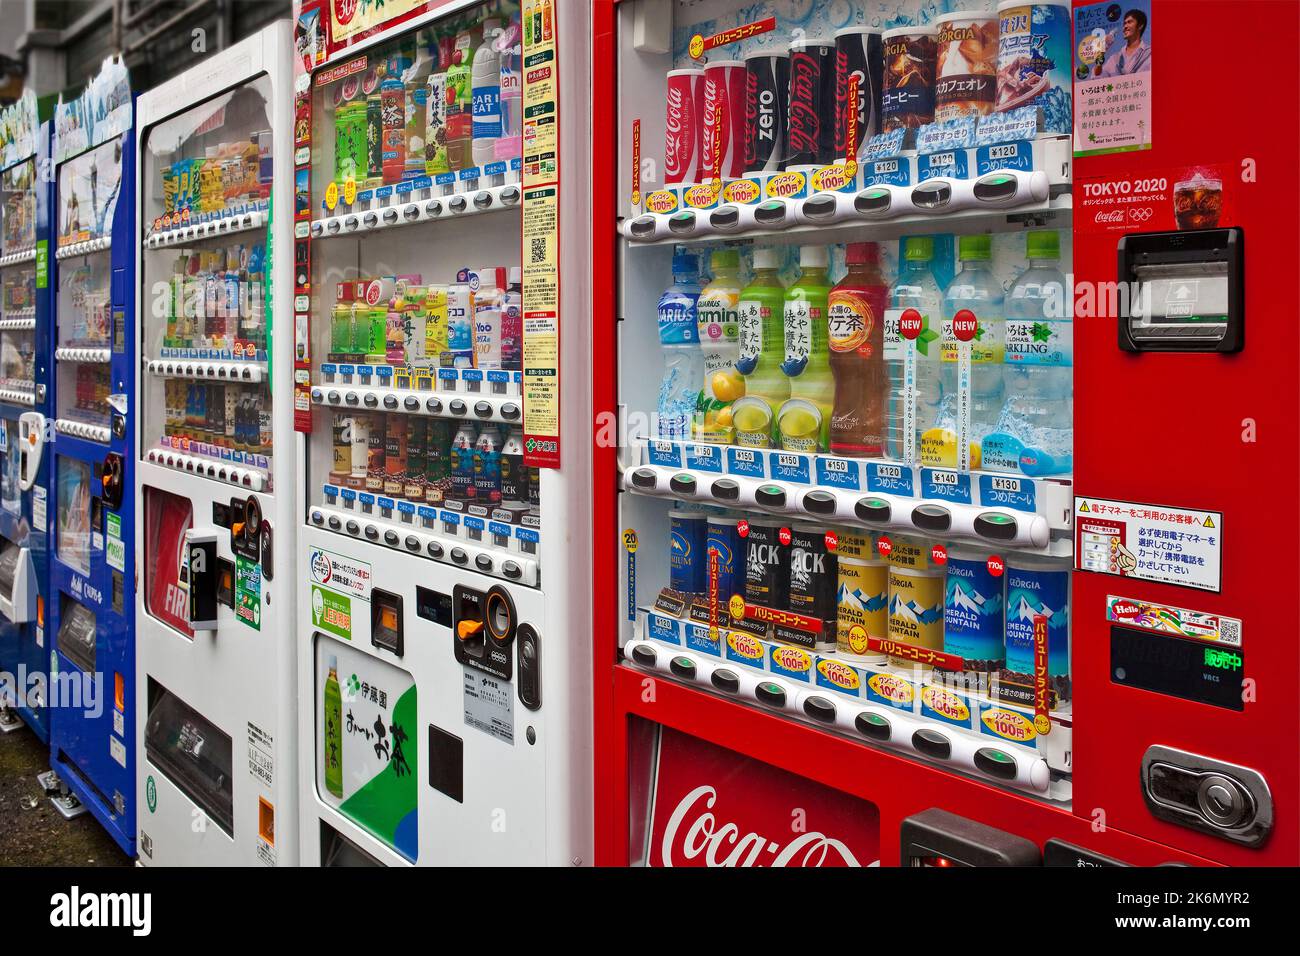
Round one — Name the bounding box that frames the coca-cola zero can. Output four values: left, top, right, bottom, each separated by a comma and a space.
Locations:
743, 50, 789, 174
833, 27, 884, 164
784, 39, 835, 168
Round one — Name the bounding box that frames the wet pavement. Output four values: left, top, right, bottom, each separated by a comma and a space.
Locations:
0, 723, 131, 867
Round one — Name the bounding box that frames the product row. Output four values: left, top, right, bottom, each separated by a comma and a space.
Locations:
157, 133, 272, 228
328, 265, 522, 372
655, 231, 1071, 477
158, 244, 269, 358
660, 505, 1070, 698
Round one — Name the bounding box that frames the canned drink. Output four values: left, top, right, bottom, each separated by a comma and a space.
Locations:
473, 425, 502, 506
349, 412, 370, 485
424, 419, 452, 503
705, 515, 742, 613
743, 518, 788, 616
1004, 555, 1070, 678
669, 509, 708, 595
700, 60, 746, 181
384, 416, 408, 497
664, 68, 705, 185
888, 564, 945, 659
527, 464, 540, 511
995, 1, 1072, 133
332, 414, 352, 478
837, 553, 888, 657
743, 50, 789, 174
934, 10, 998, 122
943, 546, 1005, 668
404, 417, 427, 500
366, 414, 386, 491
881, 26, 937, 130
777, 524, 837, 649
833, 28, 884, 164
784, 39, 835, 168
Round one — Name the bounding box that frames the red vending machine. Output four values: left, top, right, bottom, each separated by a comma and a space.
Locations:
593, 0, 1298, 867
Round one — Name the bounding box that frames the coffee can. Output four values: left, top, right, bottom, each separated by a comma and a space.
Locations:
881, 26, 937, 130
705, 514, 743, 612
669, 508, 708, 595
743, 517, 789, 614
934, 10, 998, 122
837, 553, 889, 658
743, 50, 789, 173
777, 523, 837, 650
833, 27, 884, 163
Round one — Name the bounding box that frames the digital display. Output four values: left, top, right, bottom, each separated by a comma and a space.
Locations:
1110, 625, 1244, 711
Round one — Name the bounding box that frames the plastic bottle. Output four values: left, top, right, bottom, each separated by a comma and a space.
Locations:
471, 17, 503, 166
733, 246, 787, 448
496, 13, 523, 161
380, 60, 407, 184
500, 266, 522, 371
778, 245, 833, 452
828, 241, 889, 457
987, 229, 1072, 476
656, 247, 705, 440
929, 234, 1004, 469
445, 27, 477, 170
500, 426, 527, 507
324, 656, 343, 797
473, 266, 505, 368
473, 422, 502, 505
450, 420, 477, 500
885, 236, 944, 461
695, 249, 744, 443
404, 31, 434, 180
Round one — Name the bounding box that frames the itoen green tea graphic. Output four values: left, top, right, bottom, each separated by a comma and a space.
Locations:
324, 655, 343, 798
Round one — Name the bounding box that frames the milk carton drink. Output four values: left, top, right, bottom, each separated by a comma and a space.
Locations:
656, 247, 705, 440
987, 229, 1072, 476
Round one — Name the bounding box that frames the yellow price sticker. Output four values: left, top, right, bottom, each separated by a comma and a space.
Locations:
343, 177, 358, 206
622, 529, 638, 553
324, 181, 339, 211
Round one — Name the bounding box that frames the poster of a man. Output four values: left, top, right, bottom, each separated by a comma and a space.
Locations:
1094, 7, 1152, 77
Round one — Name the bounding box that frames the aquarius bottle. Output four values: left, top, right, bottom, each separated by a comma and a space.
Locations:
656, 247, 704, 440
778, 245, 833, 452
733, 246, 787, 448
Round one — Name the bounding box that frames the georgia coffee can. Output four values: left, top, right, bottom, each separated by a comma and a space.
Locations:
701, 60, 747, 181
934, 10, 998, 122
784, 39, 835, 168
706, 515, 742, 607
743, 517, 789, 611
664, 68, 706, 185
777, 523, 837, 649
833, 27, 884, 163
881, 25, 937, 129
669, 508, 708, 595
743, 49, 789, 173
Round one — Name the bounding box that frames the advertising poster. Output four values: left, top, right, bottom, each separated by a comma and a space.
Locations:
1074, 1, 1153, 156
1077, 162, 1230, 236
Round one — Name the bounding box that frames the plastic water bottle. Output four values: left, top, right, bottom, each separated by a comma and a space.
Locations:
927, 234, 1004, 469
496, 13, 523, 161
656, 247, 705, 440
885, 236, 943, 461
987, 230, 1072, 476
471, 18, 503, 166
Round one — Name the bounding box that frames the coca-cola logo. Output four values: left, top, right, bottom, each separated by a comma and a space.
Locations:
661, 785, 865, 866
1094, 208, 1126, 223
701, 76, 727, 177
665, 84, 694, 180
787, 52, 823, 158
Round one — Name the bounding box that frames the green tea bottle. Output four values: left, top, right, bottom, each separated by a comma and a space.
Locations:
324, 655, 343, 797
733, 246, 788, 448
778, 245, 834, 452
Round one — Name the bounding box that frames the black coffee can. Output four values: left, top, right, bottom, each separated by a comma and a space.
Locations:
743, 518, 789, 611
783, 39, 835, 168
833, 27, 884, 164
743, 50, 789, 173
775, 523, 837, 649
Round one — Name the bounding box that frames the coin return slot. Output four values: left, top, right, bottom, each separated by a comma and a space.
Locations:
369, 589, 404, 657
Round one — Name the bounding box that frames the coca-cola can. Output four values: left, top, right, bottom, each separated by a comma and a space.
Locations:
743, 49, 789, 173
784, 39, 835, 169
700, 60, 747, 181
664, 67, 706, 185
833, 27, 884, 163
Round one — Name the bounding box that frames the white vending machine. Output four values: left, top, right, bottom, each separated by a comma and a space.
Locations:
134, 21, 300, 866
292, 0, 592, 865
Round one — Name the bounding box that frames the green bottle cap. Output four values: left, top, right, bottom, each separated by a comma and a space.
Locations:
1026, 230, 1059, 260
904, 236, 934, 262
958, 234, 992, 260
711, 249, 740, 270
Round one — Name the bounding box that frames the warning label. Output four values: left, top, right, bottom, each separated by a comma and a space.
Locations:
1076, 497, 1222, 592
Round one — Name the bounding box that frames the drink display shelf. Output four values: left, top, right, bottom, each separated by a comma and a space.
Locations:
311, 381, 521, 425
0, 311, 36, 330
0, 386, 36, 406
310, 181, 521, 242
145, 357, 267, 383
318, 362, 522, 398
144, 445, 269, 492
622, 439, 1072, 556
309, 498, 539, 588
0, 248, 36, 267
144, 202, 269, 250
625, 618, 1072, 803
55, 418, 111, 443
55, 346, 112, 363
56, 237, 112, 259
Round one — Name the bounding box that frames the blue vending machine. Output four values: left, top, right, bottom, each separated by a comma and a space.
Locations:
0, 100, 54, 743
45, 61, 137, 852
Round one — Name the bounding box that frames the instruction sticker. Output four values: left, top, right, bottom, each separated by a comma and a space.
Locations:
463, 670, 514, 745
247, 721, 274, 788
235, 555, 262, 630
1076, 496, 1222, 592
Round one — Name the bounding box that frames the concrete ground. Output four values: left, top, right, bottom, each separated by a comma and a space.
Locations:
0, 724, 130, 866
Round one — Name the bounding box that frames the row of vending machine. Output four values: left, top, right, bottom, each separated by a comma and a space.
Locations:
0, 0, 1293, 868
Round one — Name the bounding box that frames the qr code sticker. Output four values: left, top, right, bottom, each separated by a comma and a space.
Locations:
530, 237, 547, 263
1217, 617, 1241, 647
